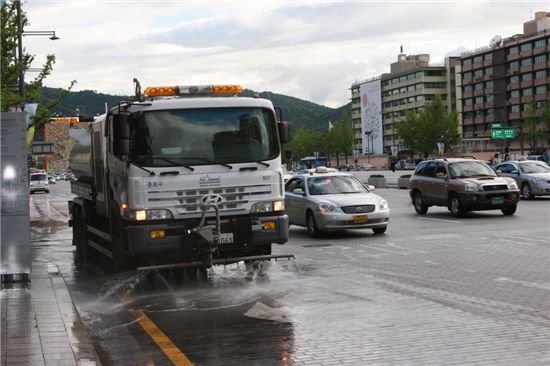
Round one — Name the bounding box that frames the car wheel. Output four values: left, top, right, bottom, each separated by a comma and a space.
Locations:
413, 191, 428, 215
449, 194, 465, 218
501, 204, 517, 216
306, 212, 321, 238
372, 226, 387, 234
45, 190, 49, 193
521, 183, 533, 199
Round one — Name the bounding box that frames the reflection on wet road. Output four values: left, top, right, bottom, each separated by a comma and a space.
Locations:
30, 181, 550, 365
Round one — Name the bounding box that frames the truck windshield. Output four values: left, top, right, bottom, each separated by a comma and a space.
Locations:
131, 107, 279, 167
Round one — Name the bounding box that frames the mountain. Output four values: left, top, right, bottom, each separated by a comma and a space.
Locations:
41, 87, 350, 132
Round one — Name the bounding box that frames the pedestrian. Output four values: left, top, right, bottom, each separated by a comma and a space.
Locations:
390, 157, 396, 172
493, 153, 501, 165
542, 148, 549, 163
504, 152, 510, 161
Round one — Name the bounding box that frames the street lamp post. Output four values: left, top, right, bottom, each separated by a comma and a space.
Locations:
16, 0, 59, 99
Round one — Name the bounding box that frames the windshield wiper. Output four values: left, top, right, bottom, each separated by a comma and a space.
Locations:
131, 162, 155, 176
150, 157, 194, 171
250, 160, 270, 167
170, 157, 233, 169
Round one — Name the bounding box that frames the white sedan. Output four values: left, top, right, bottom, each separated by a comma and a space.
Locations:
284, 168, 390, 237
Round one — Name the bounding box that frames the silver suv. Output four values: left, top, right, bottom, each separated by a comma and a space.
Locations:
409, 158, 520, 217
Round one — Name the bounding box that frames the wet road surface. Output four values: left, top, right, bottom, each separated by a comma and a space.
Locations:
29, 180, 550, 365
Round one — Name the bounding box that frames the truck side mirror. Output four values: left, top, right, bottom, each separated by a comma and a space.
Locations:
278, 121, 290, 144
113, 112, 130, 157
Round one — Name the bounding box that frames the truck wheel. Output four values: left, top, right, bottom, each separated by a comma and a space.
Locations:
501, 204, 517, 216
449, 194, 465, 218
306, 212, 321, 238
413, 191, 428, 215
73, 205, 90, 264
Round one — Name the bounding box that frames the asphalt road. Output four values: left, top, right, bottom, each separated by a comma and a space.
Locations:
30, 180, 550, 365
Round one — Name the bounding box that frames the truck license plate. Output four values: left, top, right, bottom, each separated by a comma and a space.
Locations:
491, 196, 504, 205
218, 233, 234, 244
353, 215, 368, 224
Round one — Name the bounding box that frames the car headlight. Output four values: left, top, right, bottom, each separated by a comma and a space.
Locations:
379, 199, 389, 210
318, 202, 337, 213
251, 200, 284, 213
30, 182, 35, 186
465, 184, 479, 192
507, 181, 518, 189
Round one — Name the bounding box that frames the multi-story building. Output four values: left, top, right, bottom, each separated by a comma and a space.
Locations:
458, 11, 550, 152
352, 54, 459, 156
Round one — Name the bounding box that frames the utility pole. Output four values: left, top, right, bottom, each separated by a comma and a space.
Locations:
16, 0, 25, 99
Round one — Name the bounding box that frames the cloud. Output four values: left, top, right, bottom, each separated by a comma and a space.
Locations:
23, 1, 547, 107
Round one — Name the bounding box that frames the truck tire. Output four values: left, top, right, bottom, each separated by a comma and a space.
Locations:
73, 205, 91, 264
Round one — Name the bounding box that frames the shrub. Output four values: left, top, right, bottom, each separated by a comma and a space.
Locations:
370, 174, 385, 178
400, 174, 412, 178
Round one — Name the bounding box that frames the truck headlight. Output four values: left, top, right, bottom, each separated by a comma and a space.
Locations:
124, 209, 173, 221
507, 181, 518, 189
379, 199, 389, 210
465, 184, 479, 192
251, 200, 284, 213
318, 202, 337, 213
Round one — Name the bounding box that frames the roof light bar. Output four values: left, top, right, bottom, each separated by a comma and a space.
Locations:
143, 84, 243, 97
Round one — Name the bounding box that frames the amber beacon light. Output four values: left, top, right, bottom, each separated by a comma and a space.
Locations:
144, 84, 243, 97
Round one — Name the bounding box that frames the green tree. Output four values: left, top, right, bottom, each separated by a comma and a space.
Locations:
523, 98, 547, 154
327, 110, 353, 165
1, 0, 76, 132
396, 94, 460, 157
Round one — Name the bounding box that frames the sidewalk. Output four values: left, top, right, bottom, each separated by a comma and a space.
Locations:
1, 260, 101, 366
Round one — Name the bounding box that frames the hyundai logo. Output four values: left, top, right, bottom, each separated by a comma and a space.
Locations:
201, 193, 223, 205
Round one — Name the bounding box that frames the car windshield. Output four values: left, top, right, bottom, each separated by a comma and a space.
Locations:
448, 161, 496, 178
519, 162, 550, 174
131, 107, 279, 167
30, 174, 47, 181
307, 175, 368, 195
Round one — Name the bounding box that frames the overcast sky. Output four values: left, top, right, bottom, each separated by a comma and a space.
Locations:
23, 0, 549, 108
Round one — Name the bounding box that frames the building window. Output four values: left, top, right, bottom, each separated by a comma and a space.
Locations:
510, 90, 520, 98
509, 61, 519, 69
392, 100, 399, 107
425, 70, 445, 77
384, 102, 391, 108
522, 73, 533, 81
534, 39, 546, 48
464, 85, 473, 93
521, 58, 533, 66
474, 83, 483, 91
475, 110, 484, 118
510, 75, 520, 84
391, 77, 399, 84
510, 105, 520, 113
399, 99, 407, 105
407, 97, 415, 103
534, 54, 546, 64
400, 87, 407, 94
415, 71, 423, 78
464, 72, 472, 80
509, 46, 519, 55
424, 82, 446, 89
522, 88, 533, 96
415, 84, 423, 90
473, 55, 483, 63
463, 58, 472, 66
407, 85, 415, 92
416, 95, 424, 102
535, 69, 547, 79
484, 53, 493, 62
535, 85, 547, 95
475, 96, 484, 104
520, 42, 532, 52
474, 69, 483, 78
536, 100, 547, 108
465, 98, 473, 106
485, 67, 493, 76
486, 95, 494, 103
522, 104, 531, 112
407, 73, 415, 80
486, 109, 494, 116
485, 80, 493, 89
464, 111, 473, 119
382, 80, 390, 86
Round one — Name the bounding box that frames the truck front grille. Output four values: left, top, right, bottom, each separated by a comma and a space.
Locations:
147, 184, 272, 216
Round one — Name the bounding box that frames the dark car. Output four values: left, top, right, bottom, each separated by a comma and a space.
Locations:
409, 158, 520, 217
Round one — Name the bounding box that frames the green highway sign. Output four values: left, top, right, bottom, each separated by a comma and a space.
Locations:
491, 128, 515, 139
490, 123, 501, 129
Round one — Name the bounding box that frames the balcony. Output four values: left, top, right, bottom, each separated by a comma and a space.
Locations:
462, 117, 474, 125
533, 46, 546, 55
506, 53, 520, 61
463, 105, 474, 112
521, 96, 533, 103
520, 65, 533, 73
485, 115, 495, 123
463, 91, 473, 99
519, 49, 533, 58
509, 112, 521, 119
462, 64, 472, 72
472, 62, 484, 70
533, 62, 547, 71
534, 78, 548, 86
520, 80, 533, 88
474, 117, 485, 124
484, 88, 494, 94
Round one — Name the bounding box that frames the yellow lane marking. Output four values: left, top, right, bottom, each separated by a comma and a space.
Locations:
129, 309, 194, 366
86, 265, 194, 365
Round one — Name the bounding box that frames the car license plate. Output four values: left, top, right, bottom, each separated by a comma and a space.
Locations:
491, 196, 504, 205
353, 215, 368, 224
218, 233, 234, 244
